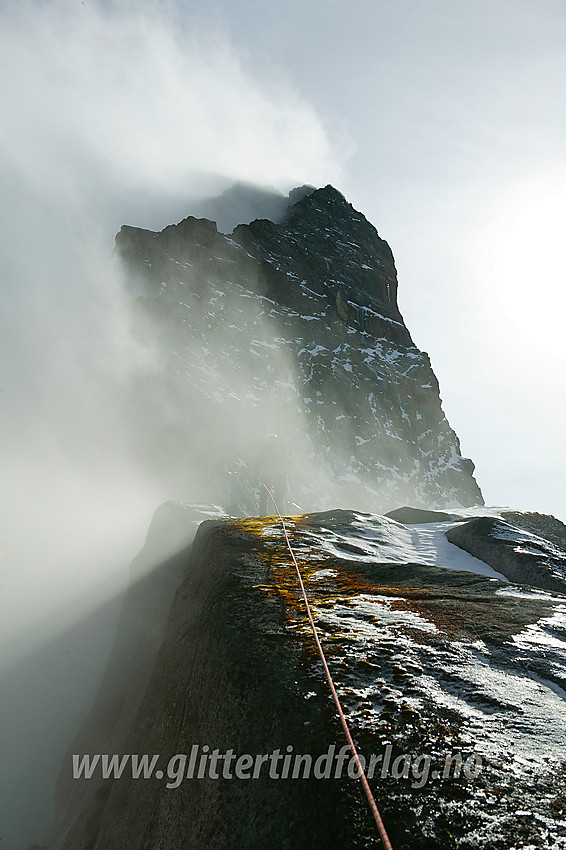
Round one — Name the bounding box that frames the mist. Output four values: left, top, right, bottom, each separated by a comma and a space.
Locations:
0, 2, 344, 847
0, 0, 342, 650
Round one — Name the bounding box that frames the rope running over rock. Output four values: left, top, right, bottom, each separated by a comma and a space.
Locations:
262, 486, 394, 850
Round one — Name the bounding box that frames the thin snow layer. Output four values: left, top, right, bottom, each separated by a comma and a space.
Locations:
313, 592, 566, 764
305, 512, 507, 580
266, 511, 566, 764
410, 522, 508, 580
256, 511, 566, 845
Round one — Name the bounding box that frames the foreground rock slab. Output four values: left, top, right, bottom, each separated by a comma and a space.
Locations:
51, 511, 566, 849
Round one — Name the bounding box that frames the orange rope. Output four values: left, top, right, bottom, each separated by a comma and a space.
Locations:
262, 486, 394, 850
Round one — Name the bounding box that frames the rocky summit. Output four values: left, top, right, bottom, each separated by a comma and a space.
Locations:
115, 185, 482, 513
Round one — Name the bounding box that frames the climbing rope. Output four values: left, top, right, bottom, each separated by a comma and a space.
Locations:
262, 486, 394, 850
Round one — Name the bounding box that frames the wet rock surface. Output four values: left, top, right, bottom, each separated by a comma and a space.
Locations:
51, 510, 566, 849
446, 516, 566, 595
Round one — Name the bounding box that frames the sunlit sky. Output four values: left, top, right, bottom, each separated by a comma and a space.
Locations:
214, 0, 566, 521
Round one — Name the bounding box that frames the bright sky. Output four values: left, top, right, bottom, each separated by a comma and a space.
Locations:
213, 0, 566, 521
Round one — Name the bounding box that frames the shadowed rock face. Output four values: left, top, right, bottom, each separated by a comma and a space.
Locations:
385, 506, 459, 524
115, 185, 483, 512
51, 511, 566, 850
50, 502, 224, 850
446, 516, 566, 595
230, 185, 403, 332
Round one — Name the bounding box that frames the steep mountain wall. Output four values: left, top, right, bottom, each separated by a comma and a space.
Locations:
115, 185, 483, 512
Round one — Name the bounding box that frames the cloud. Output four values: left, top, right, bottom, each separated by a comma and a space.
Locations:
0, 0, 341, 219
0, 0, 343, 655
0, 0, 343, 446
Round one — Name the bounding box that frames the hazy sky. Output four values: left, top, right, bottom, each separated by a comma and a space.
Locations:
2, 0, 565, 527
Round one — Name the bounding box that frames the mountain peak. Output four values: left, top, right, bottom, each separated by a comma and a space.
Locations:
169, 181, 316, 233
114, 185, 483, 511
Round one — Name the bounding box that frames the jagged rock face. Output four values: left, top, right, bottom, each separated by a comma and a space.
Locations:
50, 511, 566, 849
116, 185, 483, 512
230, 184, 403, 334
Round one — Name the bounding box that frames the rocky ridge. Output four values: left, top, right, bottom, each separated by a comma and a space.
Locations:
42, 186, 566, 850
49, 505, 566, 849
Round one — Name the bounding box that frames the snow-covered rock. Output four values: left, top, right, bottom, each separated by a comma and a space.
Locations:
50, 508, 566, 849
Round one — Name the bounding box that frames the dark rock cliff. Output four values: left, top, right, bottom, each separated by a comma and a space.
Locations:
115, 185, 483, 512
